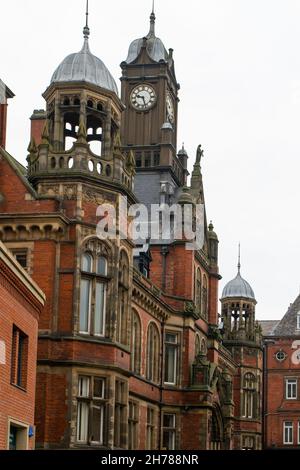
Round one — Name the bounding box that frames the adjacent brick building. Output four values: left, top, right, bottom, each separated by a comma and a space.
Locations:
261, 297, 300, 449
0, 241, 45, 449
0, 8, 263, 450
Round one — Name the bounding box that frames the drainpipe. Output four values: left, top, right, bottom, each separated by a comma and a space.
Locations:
263, 338, 275, 449
159, 319, 165, 450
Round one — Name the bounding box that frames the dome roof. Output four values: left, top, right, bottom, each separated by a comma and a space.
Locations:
51, 36, 118, 95
178, 144, 188, 157
125, 12, 169, 64
221, 270, 255, 301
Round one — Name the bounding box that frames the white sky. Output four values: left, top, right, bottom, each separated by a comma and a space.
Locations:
1, 0, 300, 320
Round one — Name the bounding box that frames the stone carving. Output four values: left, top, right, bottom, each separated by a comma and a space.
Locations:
82, 188, 116, 205
39, 184, 60, 197
64, 185, 77, 200
196, 144, 204, 164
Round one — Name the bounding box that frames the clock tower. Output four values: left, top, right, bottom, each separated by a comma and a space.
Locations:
120, 8, 187, 206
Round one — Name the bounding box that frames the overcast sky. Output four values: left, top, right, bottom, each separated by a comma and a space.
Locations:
1, 0, 300, 320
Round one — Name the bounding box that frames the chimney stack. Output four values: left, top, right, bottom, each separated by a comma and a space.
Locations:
0, 79, 15, 150
30, 109, 47, 147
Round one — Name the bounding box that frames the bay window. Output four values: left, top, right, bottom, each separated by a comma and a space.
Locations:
164, 332, 179, 385
76, 376, 106, 445
79, 252, 108, 337
162, 413, 176, 450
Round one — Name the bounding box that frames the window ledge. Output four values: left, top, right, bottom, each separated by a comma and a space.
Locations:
11, 383, 27, 393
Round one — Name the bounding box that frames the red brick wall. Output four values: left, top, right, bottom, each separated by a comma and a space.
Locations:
0, 156, 58, 214
31, 118, 46, 147
0, 269, 39, 449
265, 338, 300, 448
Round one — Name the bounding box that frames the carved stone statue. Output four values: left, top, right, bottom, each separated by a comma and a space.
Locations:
196, 144, 204, 164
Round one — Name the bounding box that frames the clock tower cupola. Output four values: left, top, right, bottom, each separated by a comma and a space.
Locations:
120, 6, 185, 206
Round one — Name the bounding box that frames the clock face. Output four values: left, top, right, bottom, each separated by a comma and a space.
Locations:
130, 84, 156, 110
166, 94, 175, 124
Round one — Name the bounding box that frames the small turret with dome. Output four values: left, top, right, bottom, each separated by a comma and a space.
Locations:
220, 247, 260, 344
125, 5, 171, 66
221, 258, 255, 302
27, 1, 135, 196
51, 2, 118, 94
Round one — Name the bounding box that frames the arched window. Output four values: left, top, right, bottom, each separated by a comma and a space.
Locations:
64, 114, 79, 151
242, 373, 256, 419
79, 251, 109, 337
195, 268, 201, 311
146, 323, 160, 383
117, 251, 130, 345
87, 115, 103, 156
202, 275, 208, 319
87, 100, 94, 109
131, 310, 141, 374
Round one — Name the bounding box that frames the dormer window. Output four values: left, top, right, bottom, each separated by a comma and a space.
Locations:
297, 313, 300, 330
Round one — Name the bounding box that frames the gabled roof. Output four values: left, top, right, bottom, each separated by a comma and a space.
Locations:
271, 294, 300, 337
0, 79, 15, 100
258, 320, 279, 336
0, 146, 37, 198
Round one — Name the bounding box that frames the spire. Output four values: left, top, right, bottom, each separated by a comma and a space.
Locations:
149, 0, 156, 36
83, 0, 90, 39
27, 137, 37, 154
238, 243, 241, 273
41, 120, 50, 145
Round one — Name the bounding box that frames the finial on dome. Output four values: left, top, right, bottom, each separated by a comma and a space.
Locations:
238, 243, 241, 273
83, 0, 90, 39
149, 0, 156, 36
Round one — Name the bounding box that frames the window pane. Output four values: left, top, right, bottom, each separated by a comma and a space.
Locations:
80, 279, 91, 333
163, 430, 175, 450
78, 376, 90, 397
82, 254, 92, 272
166, 333, 177, 343
164, 344, 176, 384
77, 402, 89, 442
286, 379, 297, 399
163, 414, 175, 428
284, 422, 293, 444
97, 257, 107, 276
17, 334, 25, 387
94, 282, 106, 336
91, 405, 104, 443
14, 252, 28, 269
94, 378, 105, 399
